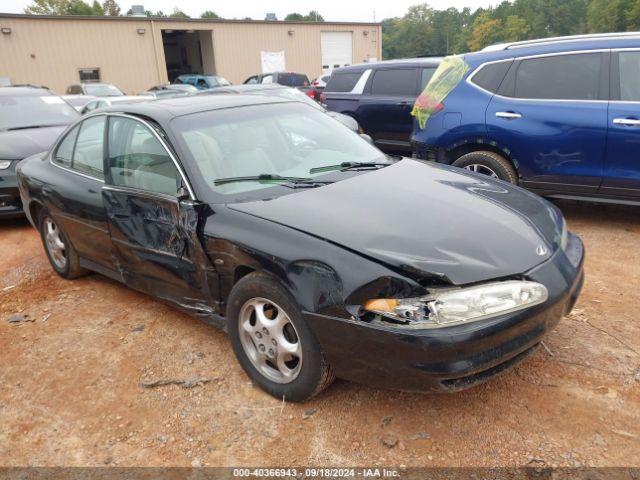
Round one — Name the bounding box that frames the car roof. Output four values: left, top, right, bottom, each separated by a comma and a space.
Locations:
334, 57, 443, 73
465, 34, 640, 65
205, 84, 288, 94
99, 93, 295, 120
0, 85, 52, 96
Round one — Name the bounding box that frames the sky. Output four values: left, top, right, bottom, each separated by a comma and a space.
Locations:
1, 0, 495, 22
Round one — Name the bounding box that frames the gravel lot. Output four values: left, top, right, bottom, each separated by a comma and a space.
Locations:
1, 200, 639, 468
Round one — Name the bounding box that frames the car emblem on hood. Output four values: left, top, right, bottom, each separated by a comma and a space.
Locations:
536, 245, 548, 256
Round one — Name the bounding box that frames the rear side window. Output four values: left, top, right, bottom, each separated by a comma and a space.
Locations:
370, 68, 418, 96
73, 116, 105, 179
618, 51, 640, 101
513, 53, 602, 100
325, 72, 362, 92
420, 68, 437, 89
54, 125, 79, 168
471, 60, 512, 93
276, 73, 310, 87
53, 117, 105, 179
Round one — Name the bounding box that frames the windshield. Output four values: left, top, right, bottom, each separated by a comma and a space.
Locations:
172, 102, 387, 200
85, 84, 124, 96
0, 94, 78, 130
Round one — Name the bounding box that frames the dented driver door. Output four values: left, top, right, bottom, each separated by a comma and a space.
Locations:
102, 114, 217, 316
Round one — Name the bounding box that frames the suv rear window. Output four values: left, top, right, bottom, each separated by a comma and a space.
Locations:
276, 73, 310, 87
325, 72, 362, 92
370, 68, 418, 96
512, 53, 602, 100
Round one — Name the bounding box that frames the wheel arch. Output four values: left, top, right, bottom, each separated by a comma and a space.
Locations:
445, 141, 516, 170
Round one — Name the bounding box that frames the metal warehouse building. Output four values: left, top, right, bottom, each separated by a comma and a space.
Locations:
0, 13, 381, 94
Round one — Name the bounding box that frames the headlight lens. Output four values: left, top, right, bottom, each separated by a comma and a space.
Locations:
0, 160, 12, 170
363, 280, 548, 329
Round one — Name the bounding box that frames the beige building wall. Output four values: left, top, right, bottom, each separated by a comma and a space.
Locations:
0, 15, 381, 94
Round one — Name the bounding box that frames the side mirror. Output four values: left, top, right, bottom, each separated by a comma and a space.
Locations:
360, 133, 374, 145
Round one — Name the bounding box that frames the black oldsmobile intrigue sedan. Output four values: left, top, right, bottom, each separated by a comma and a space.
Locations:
17, 95, 584, 401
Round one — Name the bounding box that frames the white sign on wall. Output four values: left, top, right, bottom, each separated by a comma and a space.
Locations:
261, 51, 286, 73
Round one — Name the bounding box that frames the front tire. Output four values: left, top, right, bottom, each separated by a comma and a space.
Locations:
39, 210, 87, 279
227, 272, 334, 402
452, 151, 518, 184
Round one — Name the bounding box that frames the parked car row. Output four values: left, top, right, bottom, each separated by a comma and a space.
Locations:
15, 93, 584, 402
3, 36, 602, 401
321, 32, 640, 205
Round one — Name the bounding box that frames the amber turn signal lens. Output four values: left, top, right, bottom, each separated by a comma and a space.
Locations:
363, 299, 399, 313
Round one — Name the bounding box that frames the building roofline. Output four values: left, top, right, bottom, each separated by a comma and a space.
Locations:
0, 12, 381, 26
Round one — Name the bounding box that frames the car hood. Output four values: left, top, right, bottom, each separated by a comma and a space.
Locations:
0, 126, 67, 160
227, 159, 564, 285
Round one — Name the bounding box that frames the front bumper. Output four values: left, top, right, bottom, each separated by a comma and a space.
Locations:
304, 233, 584, 392
0, 164, 23, 218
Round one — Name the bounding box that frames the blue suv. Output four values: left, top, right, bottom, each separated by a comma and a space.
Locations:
412, 33, 640, 204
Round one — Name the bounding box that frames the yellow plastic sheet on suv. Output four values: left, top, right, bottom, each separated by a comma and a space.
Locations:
411, 55, 470, 129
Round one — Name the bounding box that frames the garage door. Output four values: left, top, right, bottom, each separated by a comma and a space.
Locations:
321, 31, 353, 75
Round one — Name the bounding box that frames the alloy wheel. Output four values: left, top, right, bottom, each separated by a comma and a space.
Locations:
44, 217, 67, 270
464, 163, 499, 179
238, 297, 302, 384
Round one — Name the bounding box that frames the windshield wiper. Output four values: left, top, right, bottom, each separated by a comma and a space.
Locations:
214, 174, 333, 188
309, 161, 392, 174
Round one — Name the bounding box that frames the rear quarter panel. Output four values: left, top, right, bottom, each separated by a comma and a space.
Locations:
412, 77, 492, 152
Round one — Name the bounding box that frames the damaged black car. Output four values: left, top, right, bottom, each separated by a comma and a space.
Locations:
16, 95, 584, 401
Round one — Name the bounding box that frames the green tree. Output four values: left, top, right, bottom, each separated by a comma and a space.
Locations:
200, 10, 220, 19
102, 0, 120, 15
169, 7, 189, 18
627, 0, 640, 28
24, 0, 67, 14
284, 12, 304, 21
25, 0, 104, 15
304, 10, 324, 21
467, 11, 503, 51
503, 15, 530, 42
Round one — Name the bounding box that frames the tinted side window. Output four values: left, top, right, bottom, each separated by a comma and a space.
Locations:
471, 60, 512, 93
276, 73, 310, 87
619, 51, 640, 101
72, 116, 105, 179
514, 53, 601, 100
325, 72, 362, 92
108, 117, 178, 196
370, 68, 418, 96
54, 125, 80, 168
420, 67, 437, 90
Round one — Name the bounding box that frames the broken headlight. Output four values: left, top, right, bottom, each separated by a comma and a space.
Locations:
363, 280, 548, 328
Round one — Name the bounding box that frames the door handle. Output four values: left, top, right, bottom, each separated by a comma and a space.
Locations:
613, 117, 640, 126
495, 111, 522, 120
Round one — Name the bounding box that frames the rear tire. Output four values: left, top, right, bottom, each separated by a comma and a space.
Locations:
227, 272, 334, 402
452, 151, 518, 184
38, 210, 87, 280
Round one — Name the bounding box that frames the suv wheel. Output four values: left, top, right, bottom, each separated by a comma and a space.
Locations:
227, 272, 334, 402
452, 151, 518, 184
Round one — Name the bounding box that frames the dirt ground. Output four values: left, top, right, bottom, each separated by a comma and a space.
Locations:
0, 200, 639, 468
